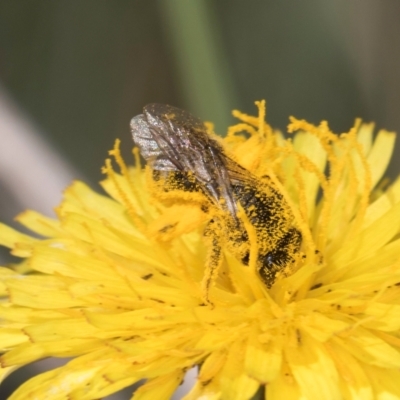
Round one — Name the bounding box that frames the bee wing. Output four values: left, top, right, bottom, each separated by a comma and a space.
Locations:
224, 156, 259, 186
130, 114, 179, 171
131, 104, 254, 218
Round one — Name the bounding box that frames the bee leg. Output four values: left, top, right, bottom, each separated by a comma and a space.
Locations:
258, 228, 302, 287
201, 219, 224, 305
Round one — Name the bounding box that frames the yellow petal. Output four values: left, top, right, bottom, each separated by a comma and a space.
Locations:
340, 237, 400, 279
0, 365, 19, 385
336, 326, 400, 369
367, 130, 396, 189
329, 201, 400, 270
363, 177, 400, 228
61, 181, 144, 234
132, 370, 184, 400
198, 350, 226, 384
285, 331, 341, 400
8, 364, 102, 400
362, 302, 400, 331
183, 381, 221, 400
0, 328, 28, 348
267, 361, 303, 400
299, 311, 350, 342
325, 340, 373, 400
357, 123, 374, 155
291, 131, 327, 221
220, 340, 259, 400
364, 364, 400, 399
15, 210, 61, 237
0, 223, 37, 252
2, 339, 102, 366
5, 275, 83, 309
24, 318, 100, 342
244, 327, 282, 383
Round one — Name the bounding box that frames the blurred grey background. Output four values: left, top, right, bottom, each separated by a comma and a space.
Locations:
0, 1, 399, 398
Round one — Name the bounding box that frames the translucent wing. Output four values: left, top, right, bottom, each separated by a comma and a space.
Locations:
130, 113, 178, 172
131, 103, 255, 217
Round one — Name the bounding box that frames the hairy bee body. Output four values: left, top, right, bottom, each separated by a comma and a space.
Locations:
228, 181, 301, 285
131, 104, 301, 293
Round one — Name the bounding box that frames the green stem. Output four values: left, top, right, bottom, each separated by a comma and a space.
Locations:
158, 0, 237, 134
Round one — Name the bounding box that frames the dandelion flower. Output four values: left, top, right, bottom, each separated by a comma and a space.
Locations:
1, 101, 400, 400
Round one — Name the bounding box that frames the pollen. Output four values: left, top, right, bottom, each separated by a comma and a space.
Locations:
0, 102, 399, 399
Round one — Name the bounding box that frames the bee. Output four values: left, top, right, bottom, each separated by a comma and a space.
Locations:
130, 104, 301, 301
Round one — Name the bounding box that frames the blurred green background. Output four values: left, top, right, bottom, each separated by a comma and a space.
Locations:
1, 1, 400, 185
0, 1, 399, 398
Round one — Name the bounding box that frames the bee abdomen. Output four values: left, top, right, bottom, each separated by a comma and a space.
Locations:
258, 227, 302, 286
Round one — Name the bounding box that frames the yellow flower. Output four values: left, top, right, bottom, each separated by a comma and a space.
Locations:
1, 101, 400, 400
